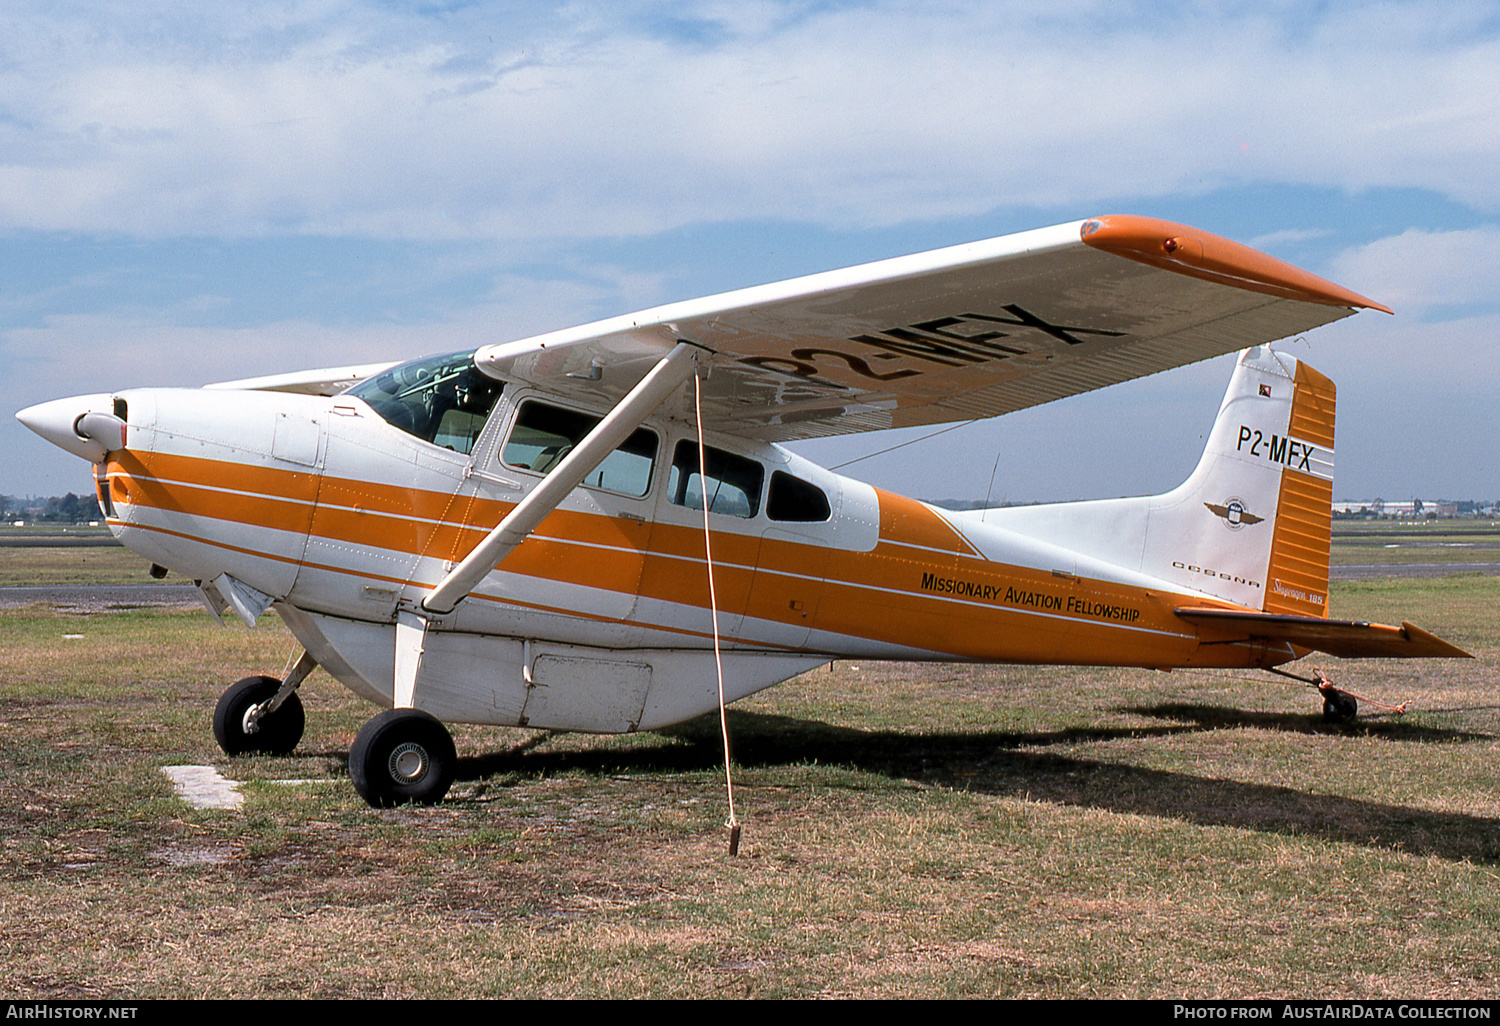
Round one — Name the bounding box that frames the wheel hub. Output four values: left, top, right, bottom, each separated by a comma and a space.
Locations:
388, 742, 429, 783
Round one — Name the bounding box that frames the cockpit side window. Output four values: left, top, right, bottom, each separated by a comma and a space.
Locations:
346, 350, 502, 456
667, 440, 764, 518
501, 401, 658, 497
767, 471, 831, 522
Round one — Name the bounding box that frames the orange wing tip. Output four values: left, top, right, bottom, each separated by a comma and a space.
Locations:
1080, 215, 1394, 315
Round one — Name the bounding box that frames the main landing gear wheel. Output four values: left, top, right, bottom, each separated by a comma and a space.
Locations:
213, 675, 306, 756
349, 709, 457, 808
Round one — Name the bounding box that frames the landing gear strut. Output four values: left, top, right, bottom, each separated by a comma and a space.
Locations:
349, 709, 456, 807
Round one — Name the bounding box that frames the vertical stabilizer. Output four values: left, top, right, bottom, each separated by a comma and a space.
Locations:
981, 346, 1335, 614
1141, 346, 1335, 614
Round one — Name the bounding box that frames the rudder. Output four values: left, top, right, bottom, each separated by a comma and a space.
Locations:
977, 346, 1337, 616
1260, 360, 1335, 616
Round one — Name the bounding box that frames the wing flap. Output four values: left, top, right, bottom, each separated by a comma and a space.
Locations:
1175, 607, 1472, 659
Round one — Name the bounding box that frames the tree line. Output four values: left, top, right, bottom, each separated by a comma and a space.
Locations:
0, 493, 101, 523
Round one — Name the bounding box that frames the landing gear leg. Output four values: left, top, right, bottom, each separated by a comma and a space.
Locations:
349, 709, 457, 807
212, 649, 316, 756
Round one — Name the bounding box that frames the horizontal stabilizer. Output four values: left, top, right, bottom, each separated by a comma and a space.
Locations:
1175, 607, 1472, 659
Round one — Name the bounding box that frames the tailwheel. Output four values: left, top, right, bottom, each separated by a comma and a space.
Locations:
1268, 665, 1374, 725
349, 709, 456, 808
213, 675, 306, 756
1314, 668, 1359, 723
1320, 684, 1359, 723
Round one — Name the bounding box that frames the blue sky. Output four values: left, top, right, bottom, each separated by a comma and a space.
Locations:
4, 0, 1498, 502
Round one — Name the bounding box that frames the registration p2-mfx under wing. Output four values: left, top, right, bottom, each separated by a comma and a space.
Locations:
17, 215, 1470, 806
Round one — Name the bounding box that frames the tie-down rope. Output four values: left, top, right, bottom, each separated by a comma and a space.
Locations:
694, 371, 742, 856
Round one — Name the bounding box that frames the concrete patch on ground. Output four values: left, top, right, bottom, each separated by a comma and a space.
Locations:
154, 844, 235, 866
163, 765, 243, 810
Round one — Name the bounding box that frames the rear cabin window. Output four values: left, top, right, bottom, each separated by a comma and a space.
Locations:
501, 401, 658, 498
667, 441, 764, 519
346, 350, 503, 456
767, 471, 831, 522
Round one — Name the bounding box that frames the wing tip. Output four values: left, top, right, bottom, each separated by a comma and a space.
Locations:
1080, 215, 1394, 315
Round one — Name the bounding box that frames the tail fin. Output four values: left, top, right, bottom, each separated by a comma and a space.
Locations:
985, 346, 1335, 614
1142, 346, 1335, 615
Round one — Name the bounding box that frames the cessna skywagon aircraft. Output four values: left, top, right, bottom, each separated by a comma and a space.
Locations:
17, 215, 1469, 807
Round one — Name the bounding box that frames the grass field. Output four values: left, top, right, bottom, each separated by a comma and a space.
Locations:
0, 548, 1496, 998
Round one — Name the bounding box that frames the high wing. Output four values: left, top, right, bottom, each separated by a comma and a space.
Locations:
474, 215, 1389, 442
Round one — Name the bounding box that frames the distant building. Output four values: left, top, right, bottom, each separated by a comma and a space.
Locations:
1333, 500, 1475, 518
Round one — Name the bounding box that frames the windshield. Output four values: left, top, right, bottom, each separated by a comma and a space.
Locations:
346, 350, 503, 455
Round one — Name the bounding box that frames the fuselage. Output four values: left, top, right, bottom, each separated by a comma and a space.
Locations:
67, 366, 1274, 702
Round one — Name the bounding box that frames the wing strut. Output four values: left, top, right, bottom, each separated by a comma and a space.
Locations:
423, 341, 701, 615
390, 342, 702, 711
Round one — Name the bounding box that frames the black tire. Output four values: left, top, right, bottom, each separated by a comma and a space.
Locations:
1322, 689, 1359, 723
213, 675, 306, 756
349, 709, 456, 808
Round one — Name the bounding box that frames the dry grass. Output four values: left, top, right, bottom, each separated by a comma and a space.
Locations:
0, 567, 1496, 998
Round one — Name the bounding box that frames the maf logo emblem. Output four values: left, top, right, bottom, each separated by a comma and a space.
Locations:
1204, 498, 1264, 530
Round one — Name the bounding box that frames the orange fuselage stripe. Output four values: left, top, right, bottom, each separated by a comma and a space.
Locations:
108, 449, 1210, 664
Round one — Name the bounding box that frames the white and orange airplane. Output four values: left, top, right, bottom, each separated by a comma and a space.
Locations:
16, 215, 1469, 807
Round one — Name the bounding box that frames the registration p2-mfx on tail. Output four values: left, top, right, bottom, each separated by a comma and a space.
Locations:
17, 215, 1470, 806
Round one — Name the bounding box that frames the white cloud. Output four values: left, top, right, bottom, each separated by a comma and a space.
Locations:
1249, 228, 1333, 250
1, 2, 1498, 241
7, 2, 1500, 501
1329, 226, 1500, 313
3, 271, 633, 395
2, 289, 566, 495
